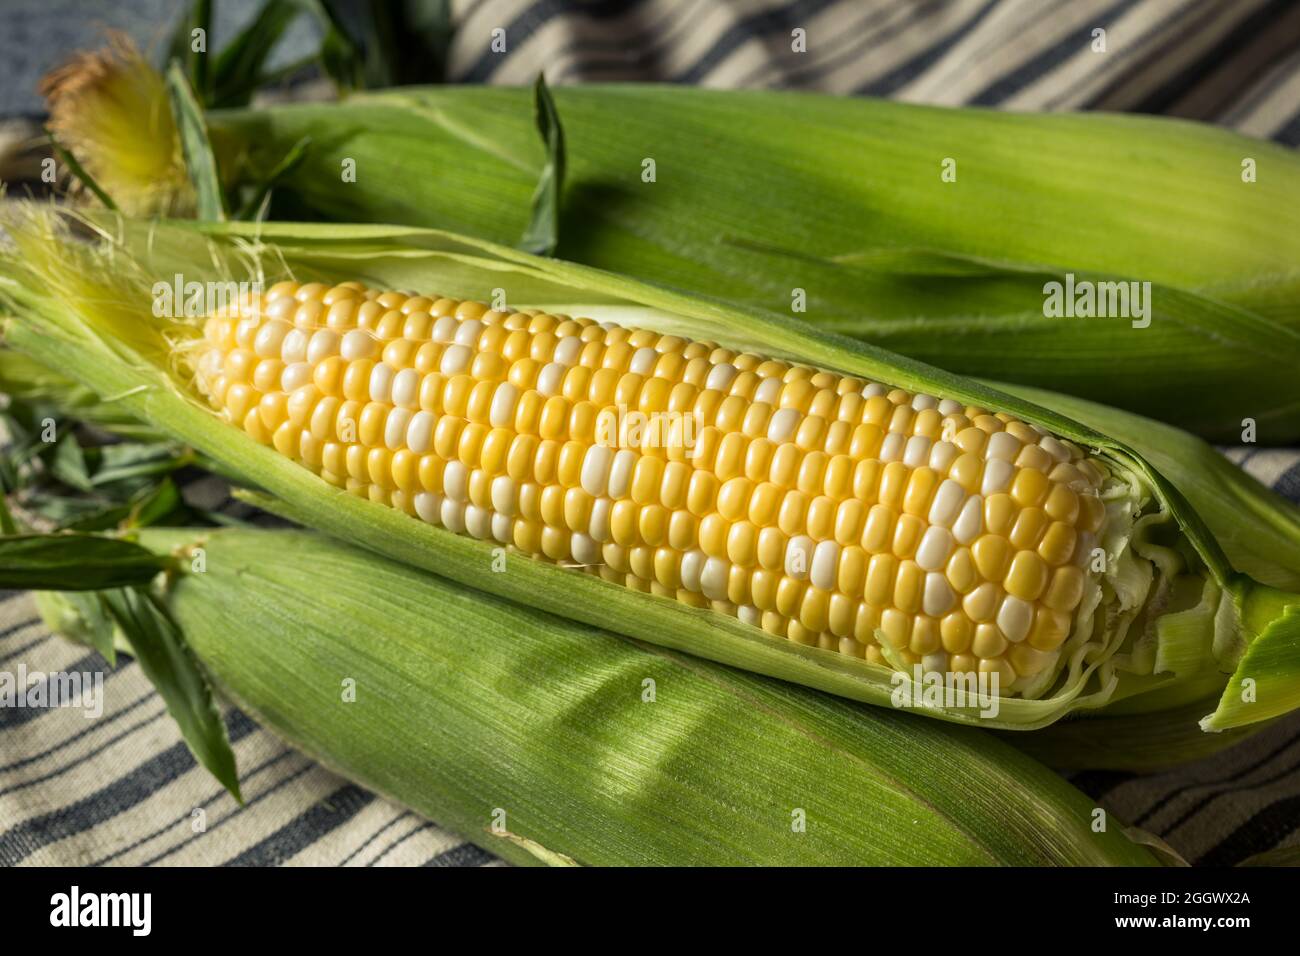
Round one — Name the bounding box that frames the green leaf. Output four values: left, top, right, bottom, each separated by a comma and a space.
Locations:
128, 478, 185, 529
1203, 583, 1300, 731
49, 432, 92, 492
87, 441, 194, 488
235, 136, 312, 221
302, 0, 364, 92
209, 0, 303, 109
61, 477, 187, 533
34, 590, 119, 665
165, 62, 227, 221
45, 132, 118, 211
32, 493, 122, 530
519, 74, 566, 257
0, 488, 16, 535
58, 591, 120, 666
102, 587, 242, 802
0, 533, 173, 590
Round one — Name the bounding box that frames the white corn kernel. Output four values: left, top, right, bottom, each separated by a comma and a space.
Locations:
581, 445, 614, 497
306, 329, 340, 364
340, 329, 377, 361
997, 595, 1033, 643
927, 479, 966, 528
490, 383, 519, 428
608, 450, 637, 499
916, 526, 954, 571
369, 363, 396, 403
440, 344, 472, 375
952, 495, 983, 544
810, 540, 840, 591
680, 550, 706, 592
384, 407, 412, 450
536, 362, 565, 397
414, 492, 442, 524
392, 368, 420, 409
406, 411, 435, 455
981, 458, 1014, 495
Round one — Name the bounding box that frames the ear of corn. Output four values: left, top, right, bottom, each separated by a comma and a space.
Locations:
38, 56, 1300, 441
75, 524, 1149, 867
190, 86, 1300, 442
192, 278, 1114, 691
1, 209, 1297, 734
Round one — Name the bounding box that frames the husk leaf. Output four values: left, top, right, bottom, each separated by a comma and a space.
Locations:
209, 85, 1300, 441
122, 525, 1158, 866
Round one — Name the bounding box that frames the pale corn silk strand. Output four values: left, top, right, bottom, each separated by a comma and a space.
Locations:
192, 281, 1109, 696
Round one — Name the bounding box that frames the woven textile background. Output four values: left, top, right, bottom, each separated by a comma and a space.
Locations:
2, 0, 1299, 867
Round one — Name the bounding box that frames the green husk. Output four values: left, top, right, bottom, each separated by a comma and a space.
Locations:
1004, 696, 1275, 772
201, 86, 1300, 442
106, 524, 1153, 866
0, 348, 164, 440
1, 209, 1297, 735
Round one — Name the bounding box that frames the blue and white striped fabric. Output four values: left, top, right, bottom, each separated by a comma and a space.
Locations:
2, 0, 1299, 866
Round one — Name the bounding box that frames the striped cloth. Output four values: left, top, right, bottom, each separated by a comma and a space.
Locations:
2, 0, 1300, 866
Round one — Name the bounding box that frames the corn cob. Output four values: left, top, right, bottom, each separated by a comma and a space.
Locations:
4, 211, 1298, 732
194, 280, 1110, 695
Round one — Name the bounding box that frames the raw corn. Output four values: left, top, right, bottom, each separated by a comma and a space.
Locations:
77, 527, 1166, 865
34, 40, 1300, 440
5, 211, 1298, 732
194, 280, 1110, 696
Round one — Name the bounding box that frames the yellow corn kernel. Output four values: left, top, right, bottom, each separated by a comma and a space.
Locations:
1028, 606, 1072, 650
865, 553, 898, 606
893, 560, 923, 614
877, 461, 909, 510
891, 514, 924, 560
1005, 551, 1048, 601
861, 504, 896, 553
939, 612, 973, 653
1010, 467, 1050, 508
983, 494, 1016, 536
1043, 565, 1086, 611
1009, 507, 1049, 550
1038, 521, 1078, 566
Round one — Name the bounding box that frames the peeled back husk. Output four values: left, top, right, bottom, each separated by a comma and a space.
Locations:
1, 209, 1297, 735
